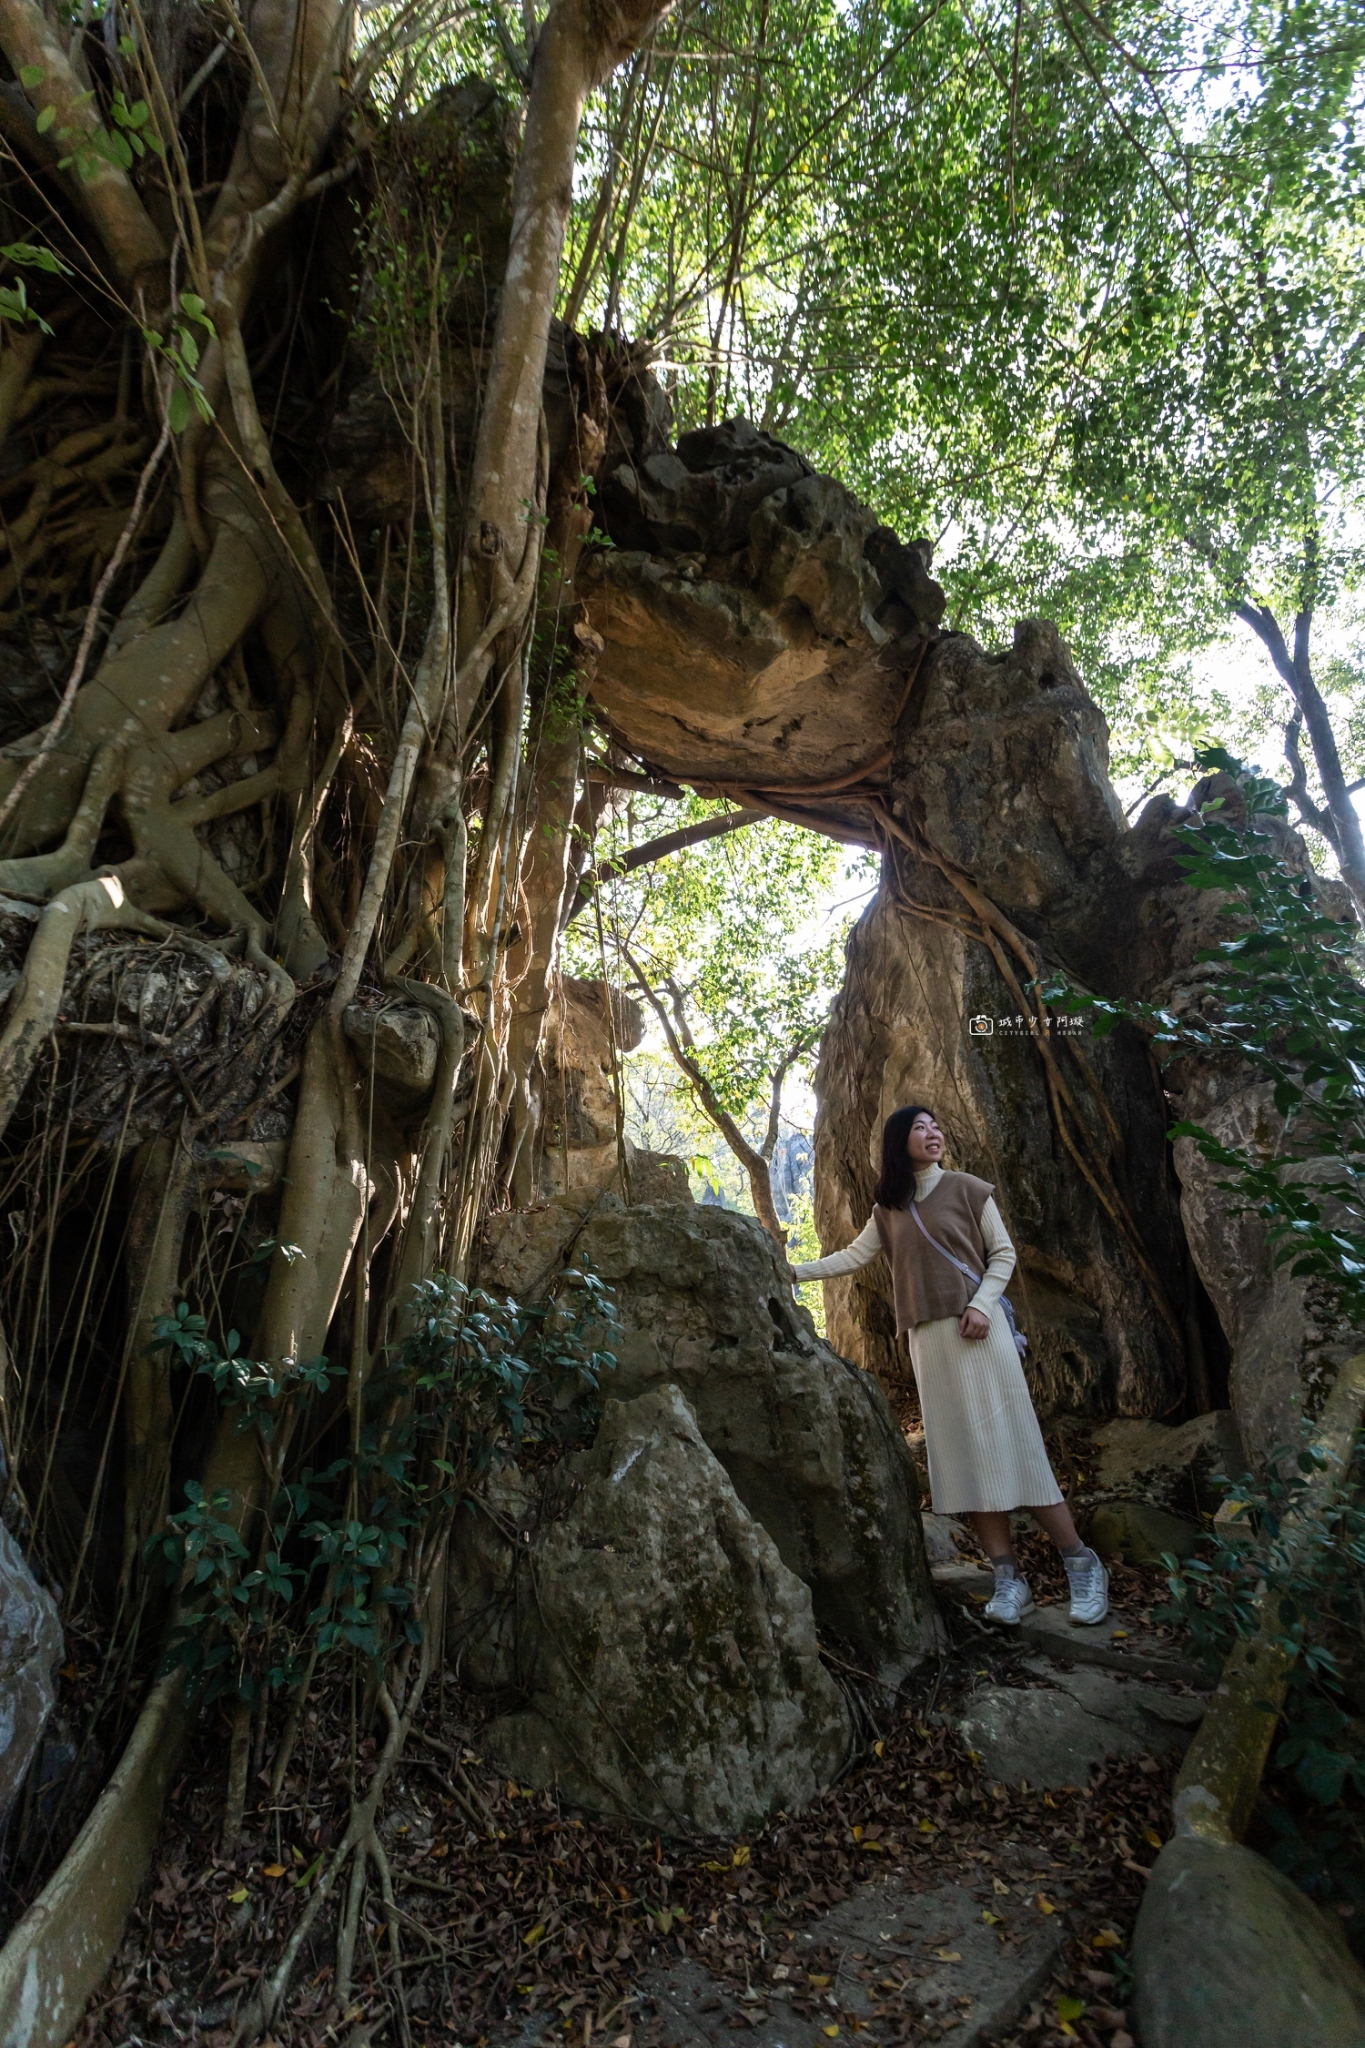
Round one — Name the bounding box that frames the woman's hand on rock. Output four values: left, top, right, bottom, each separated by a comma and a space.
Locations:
958, 1306, 990, 1340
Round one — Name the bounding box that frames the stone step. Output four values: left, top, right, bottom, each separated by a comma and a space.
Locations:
639, 1876, 1065, 2048
930, 1563, 1208, 1687
954, 1661, 1205, 1788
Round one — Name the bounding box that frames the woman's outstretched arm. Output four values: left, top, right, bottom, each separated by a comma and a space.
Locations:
789, 1216, 881, 1281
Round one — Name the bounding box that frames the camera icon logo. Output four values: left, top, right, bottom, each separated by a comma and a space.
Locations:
968, 1014, 994, 1037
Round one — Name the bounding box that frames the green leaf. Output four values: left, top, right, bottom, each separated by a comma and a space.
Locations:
35, 105, 55, 134
2, 241, 69, 275
167, 382, 192, 434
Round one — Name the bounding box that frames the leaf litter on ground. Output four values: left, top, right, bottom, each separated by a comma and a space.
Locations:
70, 1549, 1178, 2048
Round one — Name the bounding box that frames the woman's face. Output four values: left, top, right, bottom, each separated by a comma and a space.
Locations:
905, 1112, 945, 1166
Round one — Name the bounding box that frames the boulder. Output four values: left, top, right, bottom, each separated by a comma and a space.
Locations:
342, 1001, 440, 1101
1132, 1834, 1365, 2048
1091, 1410, 1244, 1515
484, 1385, 851, 1834
0, 1517, 62, 1821
1086, 1499, 1204, 1563
954, 1666, 1203, 1788
478, 1198, 944, 1687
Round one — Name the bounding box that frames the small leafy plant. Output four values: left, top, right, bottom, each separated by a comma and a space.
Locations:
147, 1265, 620, 1703
1156, 1429, 1365, 1925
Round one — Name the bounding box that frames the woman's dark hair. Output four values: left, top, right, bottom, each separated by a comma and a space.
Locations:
875, 1106, 937, 1209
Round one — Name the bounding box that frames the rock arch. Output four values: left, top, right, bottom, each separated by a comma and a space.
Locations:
574, 406, 1358, 1461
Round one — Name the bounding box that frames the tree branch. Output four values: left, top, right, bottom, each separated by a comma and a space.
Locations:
621, 942, 784, 1241
0, 0, 167, 291
563, 807, 761, 924
1237, 590, 1365, 921
1281, 710, 1338, 853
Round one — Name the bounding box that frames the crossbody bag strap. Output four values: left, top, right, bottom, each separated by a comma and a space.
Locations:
910, 1201, 1028, 1356
908, 1199, 982, 1287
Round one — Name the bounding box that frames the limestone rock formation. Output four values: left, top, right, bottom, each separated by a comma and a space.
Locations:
1169, 1082, 1363, 1461
583, 414, 1361, 1451
539, 976, 637, 1196
582, 417, 943, 798
484, 1385, 852, 1835
532, 975, 692, 1206
479, 1199, 944, 1687
808, 621, 1200, 1419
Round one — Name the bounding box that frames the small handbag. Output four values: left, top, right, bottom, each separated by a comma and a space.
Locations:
908, 1201, 1028, 1357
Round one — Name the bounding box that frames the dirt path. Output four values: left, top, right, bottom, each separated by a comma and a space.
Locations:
71, 1546, 1189, 2048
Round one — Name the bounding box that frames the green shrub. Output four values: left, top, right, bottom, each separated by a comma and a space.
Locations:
147, 1265, 620, 1703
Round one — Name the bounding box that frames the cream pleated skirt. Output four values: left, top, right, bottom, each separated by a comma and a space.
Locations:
908, 1304, 1062, 1514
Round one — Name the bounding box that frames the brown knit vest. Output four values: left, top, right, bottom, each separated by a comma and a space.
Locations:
873, 1172, 994, 1333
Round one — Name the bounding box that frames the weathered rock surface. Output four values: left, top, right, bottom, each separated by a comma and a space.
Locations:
537, 976, 691, 1206
810, 624, 1197, 1417
1086, 1499, 1203, 1563
954, 1667, 1203, 1788
640, 1876, 1064, 2048
1091, 1410, 1244, 1512
342, 1001, 441, 1101
0, 1517, 62, 1821
583, 418, 943, 794
1171, 1082, 1365, 1462
484, 1385, 852, 1834
479, 1199, 944, 1686
1132, 1835, 1365, 2048
932, 1569, 1209, 1685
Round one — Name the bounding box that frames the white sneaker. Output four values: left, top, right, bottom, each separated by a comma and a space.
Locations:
1065, 1548, 1110, 1625
983, 1574, 1035, 1625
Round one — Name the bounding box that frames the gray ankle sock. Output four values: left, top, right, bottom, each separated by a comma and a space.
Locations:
990, 1556, 1018, 1587
1062, 1544, 1095, 1570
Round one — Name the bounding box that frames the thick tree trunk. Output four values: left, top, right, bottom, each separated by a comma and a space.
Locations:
456, 0, 674, 714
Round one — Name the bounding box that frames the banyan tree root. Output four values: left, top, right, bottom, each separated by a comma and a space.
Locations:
0, 873, 200, 1139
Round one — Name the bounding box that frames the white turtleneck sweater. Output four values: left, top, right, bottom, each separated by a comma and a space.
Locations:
789, 1161, 1015, 1319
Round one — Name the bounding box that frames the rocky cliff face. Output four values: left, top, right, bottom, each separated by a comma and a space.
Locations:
583, 410, 1361, 1455
811, 621, 1198, 1421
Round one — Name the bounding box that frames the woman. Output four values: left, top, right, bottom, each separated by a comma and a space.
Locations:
789, 1106, 1108, 1627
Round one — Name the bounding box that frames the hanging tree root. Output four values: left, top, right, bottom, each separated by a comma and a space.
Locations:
233, 1650, 434, 2043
